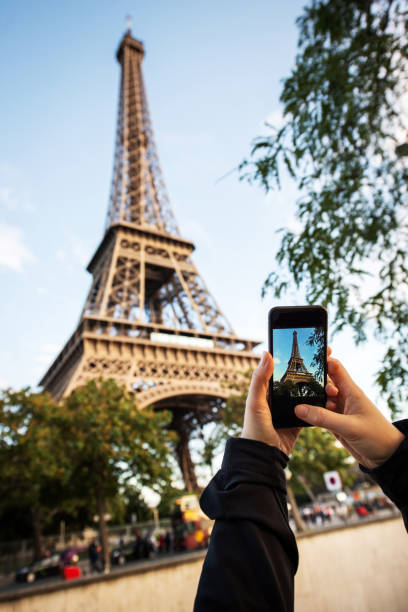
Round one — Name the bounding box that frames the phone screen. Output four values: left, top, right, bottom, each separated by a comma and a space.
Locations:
272, 326, 326, 406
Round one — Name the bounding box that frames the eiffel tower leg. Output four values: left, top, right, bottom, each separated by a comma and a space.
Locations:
172, 413, 199, 492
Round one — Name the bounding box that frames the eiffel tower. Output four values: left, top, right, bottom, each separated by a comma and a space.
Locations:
280, 331, 315, 384
40, 29, 259, 491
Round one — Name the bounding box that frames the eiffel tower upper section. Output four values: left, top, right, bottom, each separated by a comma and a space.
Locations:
40, 30, 260, 402
85, 31, 236, 335
280, 331, 314, 384
107, 34, 180, 237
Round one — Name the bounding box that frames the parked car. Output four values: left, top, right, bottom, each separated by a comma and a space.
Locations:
15, 545, 86, 583
15, 551, 61, 583
111, 533, 155, 566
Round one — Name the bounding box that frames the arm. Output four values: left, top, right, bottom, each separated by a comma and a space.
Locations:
194, 438, 298, 612
295, 358, 408, 530
194, 352, 299, 612
359, 419, 408, 530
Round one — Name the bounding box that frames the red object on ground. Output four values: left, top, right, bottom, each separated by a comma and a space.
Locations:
356, 506, 368, 517
63, 565, 82, 580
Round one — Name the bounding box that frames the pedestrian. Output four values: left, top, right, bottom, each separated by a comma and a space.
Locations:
88, 540, 102, 573
164, 530, 172, 554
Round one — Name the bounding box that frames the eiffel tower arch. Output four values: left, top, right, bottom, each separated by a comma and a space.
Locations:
40, 30, 260, 491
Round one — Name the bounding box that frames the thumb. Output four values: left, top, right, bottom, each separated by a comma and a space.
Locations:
328, 359, 361, 397
295, 403, 354, 438
247, 352, 273, 407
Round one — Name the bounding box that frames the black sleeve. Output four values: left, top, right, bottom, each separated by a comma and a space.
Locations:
194, 437, 298, 612
359, 419, 408, 531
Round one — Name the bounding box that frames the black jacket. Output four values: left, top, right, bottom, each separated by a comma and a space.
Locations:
360, 419, 408, 531
194, 420, 408, 611
194, 438, 298, 611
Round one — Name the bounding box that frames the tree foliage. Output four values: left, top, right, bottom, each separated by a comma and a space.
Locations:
0, 389, 70, 558
307, 326, 325, 381
273, 379, 325, 399
0, 379, 176, 566
157, 483, 188, 518
289, 427, 355, 497
115, 484, 151, 524
241, 0, 408, 416
60, 377, 175, 568
62, 378, 174, 496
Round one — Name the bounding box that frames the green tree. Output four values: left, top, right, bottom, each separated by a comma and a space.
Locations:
157, 483, 188, 518
61, 378, 175, 571
273, 379, 325, 399
0, 389, 70, 559
289, 427, 355, 499
241, 0, 408, 416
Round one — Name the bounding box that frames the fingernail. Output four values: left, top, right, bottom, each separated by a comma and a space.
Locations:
295, 404, 308, 418
260, 351, 268, 367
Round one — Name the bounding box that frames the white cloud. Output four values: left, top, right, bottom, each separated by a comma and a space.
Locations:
0, 185, 35, 213
0, 377, 9, 390
0, 223, 35, 272
0, 187, 15, 210
0, 164, 35, 213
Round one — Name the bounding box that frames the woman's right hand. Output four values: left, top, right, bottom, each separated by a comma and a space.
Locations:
295, 358, 404, 470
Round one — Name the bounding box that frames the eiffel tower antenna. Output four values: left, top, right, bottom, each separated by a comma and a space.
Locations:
40, 31, 260, 490
280, 331, 314, 384
126, 15, 132, 33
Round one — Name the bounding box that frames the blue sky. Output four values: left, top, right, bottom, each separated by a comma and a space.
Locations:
0, 0, 404, 421
273, 327, 322, 383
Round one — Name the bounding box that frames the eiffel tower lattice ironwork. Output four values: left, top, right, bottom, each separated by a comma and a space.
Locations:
280, 331, 314, 384
40, 29, 260, 491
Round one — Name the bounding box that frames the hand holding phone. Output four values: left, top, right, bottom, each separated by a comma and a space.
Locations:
268, 306, 328, 429
295, 358, 405, 469
241, 351, 301, 456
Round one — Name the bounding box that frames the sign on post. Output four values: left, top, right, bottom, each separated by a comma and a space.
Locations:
323, 470, 342, 492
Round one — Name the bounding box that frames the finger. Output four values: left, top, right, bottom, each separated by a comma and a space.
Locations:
326, 382, 338, 397
247, 352, 273, 408
326, 399, 337, 411
327, 346, 332, 358
295, 403, 355, 437
327, 359, 361, 396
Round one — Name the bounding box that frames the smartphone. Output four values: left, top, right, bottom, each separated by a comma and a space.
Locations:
268, 305, 327, 429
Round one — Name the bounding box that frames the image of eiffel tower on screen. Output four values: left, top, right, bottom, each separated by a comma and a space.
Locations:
273, 327, 325, 400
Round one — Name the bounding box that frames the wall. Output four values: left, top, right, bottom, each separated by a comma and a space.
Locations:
1, 517, 407, 612
295, 516, 408, 611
